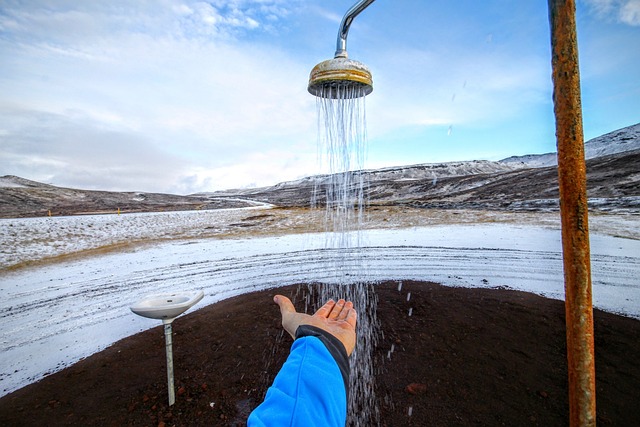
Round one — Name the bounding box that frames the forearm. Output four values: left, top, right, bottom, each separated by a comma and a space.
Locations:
248, 326, 349, 426
295, 325, 350, 393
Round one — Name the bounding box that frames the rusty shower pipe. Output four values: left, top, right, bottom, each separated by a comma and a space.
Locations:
548, 0, 596, 425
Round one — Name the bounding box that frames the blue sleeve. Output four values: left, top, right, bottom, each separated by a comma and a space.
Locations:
248, 326, 349, 427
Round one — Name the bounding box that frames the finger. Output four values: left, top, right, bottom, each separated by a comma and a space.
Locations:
345, 307, 358, 329
328, 299, 346, 320
315, 299, 336, 319
336, 301, 354, 321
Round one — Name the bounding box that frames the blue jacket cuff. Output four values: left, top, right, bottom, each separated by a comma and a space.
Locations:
295, 325, 350, 394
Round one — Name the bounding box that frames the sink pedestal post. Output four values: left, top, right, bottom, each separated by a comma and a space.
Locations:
164, 321, 176, 406
129, 290, 204, 407
130, 291, 204, 406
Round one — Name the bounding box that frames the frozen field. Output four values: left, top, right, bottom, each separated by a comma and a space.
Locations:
3, 206, 639, 270
1, 207, 639, 396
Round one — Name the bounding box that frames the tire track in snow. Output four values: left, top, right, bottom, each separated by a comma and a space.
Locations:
1, 229, 639, 396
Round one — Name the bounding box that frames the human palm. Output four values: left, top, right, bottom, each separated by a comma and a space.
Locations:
274, 295, 357, 356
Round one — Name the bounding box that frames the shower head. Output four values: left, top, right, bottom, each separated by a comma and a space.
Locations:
308, 57, 373, 99
308, 0, 375, 99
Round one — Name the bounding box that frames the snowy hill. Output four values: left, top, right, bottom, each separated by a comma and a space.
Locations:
0, 176, 56, 189
203, 123, 640, 212
232, 123, 640, 192
2, 123, 639, 217
584, 123, 640, 158
500, 122, 640, 167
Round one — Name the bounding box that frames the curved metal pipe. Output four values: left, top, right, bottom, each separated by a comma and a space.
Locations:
335, 0, 376, 58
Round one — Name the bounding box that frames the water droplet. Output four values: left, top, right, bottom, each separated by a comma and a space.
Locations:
408, 308, 413, 317
397, 281, 403, 292
447, 125, 453, 136
408, 406, 413, 416
406, 292, 411, 302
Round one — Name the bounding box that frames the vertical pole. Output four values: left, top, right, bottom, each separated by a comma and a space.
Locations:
547, 1, 596, 425
164, 322, 176, 406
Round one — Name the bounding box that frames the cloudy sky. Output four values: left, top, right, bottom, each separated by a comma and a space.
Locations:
1, 0, 638, 194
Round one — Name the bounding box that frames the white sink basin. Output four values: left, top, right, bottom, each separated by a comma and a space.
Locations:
130, 290, 204, 322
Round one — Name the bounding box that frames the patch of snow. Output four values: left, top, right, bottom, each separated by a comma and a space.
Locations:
240, 161, 523, 191
0, 176, 28, 188
205, 197, 273, 207
500, 122, 640, 168
584, 122, 640, 159
0, 221, 638, 396
0, 175, 51, 189
0, 208, 272, 268
500, 152, 558, 168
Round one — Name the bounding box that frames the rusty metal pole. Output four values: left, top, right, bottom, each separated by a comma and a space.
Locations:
547, 1, 596, 425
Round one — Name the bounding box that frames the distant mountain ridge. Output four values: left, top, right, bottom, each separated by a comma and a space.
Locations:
239, 122, 640, 191
2, 123, 639, 217
201, 123, 640, 212
0, 176, 258, 218
500, 122, 640, 167
0, 176, 56, 189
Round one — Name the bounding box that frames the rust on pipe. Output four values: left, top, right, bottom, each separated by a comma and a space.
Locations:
547, 0, 596, 425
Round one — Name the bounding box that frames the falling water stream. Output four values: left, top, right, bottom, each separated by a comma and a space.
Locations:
311, 84, 381, 426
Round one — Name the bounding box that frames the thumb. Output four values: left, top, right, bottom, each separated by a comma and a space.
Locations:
274, 294, 296, 317
274, 295, 298, 339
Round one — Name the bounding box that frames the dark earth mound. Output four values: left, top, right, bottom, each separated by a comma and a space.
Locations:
1, 281, 639, 426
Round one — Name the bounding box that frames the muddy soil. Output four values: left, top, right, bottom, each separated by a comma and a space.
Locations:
1, 281, 639, 426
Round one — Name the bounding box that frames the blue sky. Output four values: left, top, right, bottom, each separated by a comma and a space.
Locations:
1, 0, 638, 194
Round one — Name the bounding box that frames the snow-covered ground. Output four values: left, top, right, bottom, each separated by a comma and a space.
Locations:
1, 209, 639, 397
2, 206, 638, 270
0, 207, 278, 268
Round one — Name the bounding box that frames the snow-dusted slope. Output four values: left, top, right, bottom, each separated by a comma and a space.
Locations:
207, 123, 640, 201
501, 122, 640, 167
3, 123, 638, 217
499, 153, 558, 168
330, 160, 521, 182
0, 176, 54, 189
584, 122, 640, 158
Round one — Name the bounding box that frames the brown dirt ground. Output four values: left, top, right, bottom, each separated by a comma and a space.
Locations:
1, 281, 639, 426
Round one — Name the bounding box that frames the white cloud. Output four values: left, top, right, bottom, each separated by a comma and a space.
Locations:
0, 109, 184, 191
0, 104, 315, 193
585, 0, 616, 15
310, 5, 342, 25
0, 1, 636, 194
173, 148, 317, 194
620, 0, 640, 24
584, 0, 640, 25
0, 0, 316, 193
0, 1, 300, 45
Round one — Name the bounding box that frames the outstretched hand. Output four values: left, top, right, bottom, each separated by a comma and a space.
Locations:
273, 295, 357, 356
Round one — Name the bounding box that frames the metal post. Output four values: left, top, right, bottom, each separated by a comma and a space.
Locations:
164, 322, 176, 406
547, 1, 596, 425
